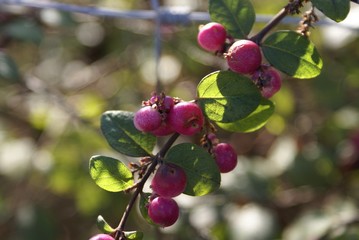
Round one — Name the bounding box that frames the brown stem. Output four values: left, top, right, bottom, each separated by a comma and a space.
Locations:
115, 132, 180, 240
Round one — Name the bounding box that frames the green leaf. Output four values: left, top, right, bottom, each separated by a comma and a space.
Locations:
89, 155, 134, 192
139, 192, 155, 225
311, 0, 350, 22
262, 31, 323, 79
124, 231, 144, 240
209, 0, 255, 39
197, 70, 261, 123
0, 51, 21, 82
96, 215, 115, 233
101, 111, 156, 157
216, 98, 275, 132
1, 19, 43, 44
165, 143, 221, 196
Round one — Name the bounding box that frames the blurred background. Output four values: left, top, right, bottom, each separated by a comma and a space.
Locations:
0, 0, 359, 239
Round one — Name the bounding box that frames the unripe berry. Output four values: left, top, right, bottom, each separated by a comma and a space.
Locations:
168, 102, 204, 136
197, 22, 227, 52
148, 197, 179, 227
89, 234, 114, 240
226, 40, 262, 74
134, 106, 162, 132
213, 143, 237, 173
151, 163, 187, 198
254, 67, 282, 98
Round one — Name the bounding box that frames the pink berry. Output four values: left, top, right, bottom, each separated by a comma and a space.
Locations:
151, 120, 175, 136
197, 22, 227, 52
89, 234, 114, 240
134, 106, 162, 132
253, 67, 282, 98
168, 102, 204, 136
226, 40, 262, 74
213, 143, 237, 173
151, 163, 187, 198
148, 197, 179, 227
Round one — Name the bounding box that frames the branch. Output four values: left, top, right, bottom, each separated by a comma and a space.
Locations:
115, 133, 180, 240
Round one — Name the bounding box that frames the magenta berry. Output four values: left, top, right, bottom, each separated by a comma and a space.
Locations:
226, 39, 262, 74
89, 234, 114, 240
197, 22, 227, 52
168, 102, 204, 136
151, 163, 187, 198
148, 197, 179, 227
134, 106, 162, 132
253, 67, 282, 98
151, 119, 175, 136
213, 143, 237, 173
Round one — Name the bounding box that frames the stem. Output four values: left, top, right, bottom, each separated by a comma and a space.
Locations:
115, 133, 180, 240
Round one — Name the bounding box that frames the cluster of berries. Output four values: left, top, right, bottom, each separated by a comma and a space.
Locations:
197, 22, 282, 99
134, 93, 204, 136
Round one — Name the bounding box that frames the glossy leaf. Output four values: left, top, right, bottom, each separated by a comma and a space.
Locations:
0, 52, 21, 82
216, 98, 275, 132
139, 192, 155, 225
124, 231, 144, 240
311, 0, 350, 22
165, 143, 221, 196
89, 155, 134, 192
101, 111, 156, 157
262, 31, 323, 79
209, 0, 255, 39
197, 70, 261, 123
96, 215, 115, 233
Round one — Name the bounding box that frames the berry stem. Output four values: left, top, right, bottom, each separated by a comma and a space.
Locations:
250, 0, 305, 44
115, 132, 180, 240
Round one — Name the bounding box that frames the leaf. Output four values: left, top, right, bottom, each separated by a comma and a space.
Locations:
311, 0, 350, 22
216, 98, 275, 132
139, 192, 155, 225
0, 51, 21, 82
197, 70, 261, 123
1, 19, 43, 44
262, 31, 323, 79
89, 155, 134, 192
101, 111, 156, 157
96, 215, 115, 233
124, 231, 144, 240
209, 0, 255, 39
165, 143, 221, 196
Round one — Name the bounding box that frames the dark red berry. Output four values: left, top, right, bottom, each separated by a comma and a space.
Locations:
213, 143, 237, 173
148, 197, 179, 227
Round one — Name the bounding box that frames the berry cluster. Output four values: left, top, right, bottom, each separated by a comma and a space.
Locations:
134, 93, 204, 136
197, 22, 282, 99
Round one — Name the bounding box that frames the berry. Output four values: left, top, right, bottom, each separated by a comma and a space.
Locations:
89, 234, 114, 240
134, 106, 162, 132
253, 67, 282, 98
151, 163, 187, 198
148, 197, 179, 227
168, 102, 204, 136
197, 22, 227, 52
226, 40, 262, 74
151, 119, 175, 136
213, 143, 237, 173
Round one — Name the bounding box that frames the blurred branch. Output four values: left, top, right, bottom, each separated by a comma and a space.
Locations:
317, 216, 359, 240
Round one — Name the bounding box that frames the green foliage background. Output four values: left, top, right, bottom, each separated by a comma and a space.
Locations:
1, 0, 359, 239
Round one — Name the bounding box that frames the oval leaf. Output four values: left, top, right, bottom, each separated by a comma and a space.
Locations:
0, 51, 21, 82
165, 143, 221, 196
89, 155, 134, 192
311, 0, 350, 22
96, 215, 115, 233
216, 98, 275, 132
124, 231, 144, 240
101, 111, 156, 157
262, 31, 323, 79
197, 70, 261, 123
209, 0, 255, 39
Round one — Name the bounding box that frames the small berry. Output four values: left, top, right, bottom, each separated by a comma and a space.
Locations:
151, 119, 175, 136
168, 102, 204, 136
226, 40, 262, 74
213, 143, 237, 173
89, 234, 114, 240
148, 197, 179, 227
197, 22, 227, 52
253, 67, 282, 98
134, 106, 162, 132
151, 163, 187, 198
